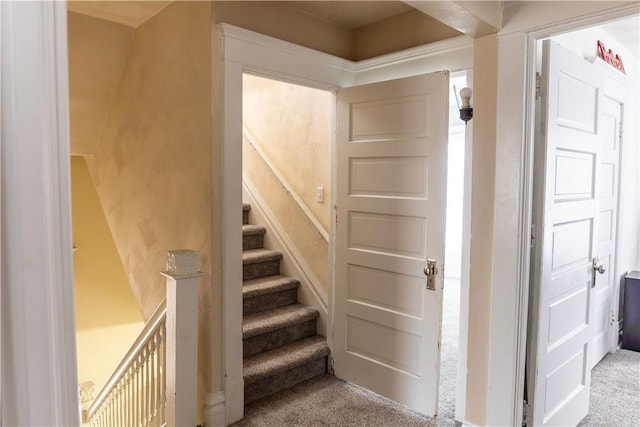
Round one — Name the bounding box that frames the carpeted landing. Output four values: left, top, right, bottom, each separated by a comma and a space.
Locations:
578, 348, 640, 427
232, 374, 458, 427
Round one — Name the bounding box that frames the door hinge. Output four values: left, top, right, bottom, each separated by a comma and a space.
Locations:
619, 118, 624, 140
530, 224, 536, 248
522, 400, 529, 426
535, 73, 542, 100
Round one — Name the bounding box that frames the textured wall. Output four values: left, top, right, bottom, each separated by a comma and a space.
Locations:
68, 12, 133, 155
242, 75, 332, 296
243, 75, 332, 231
351, 10, 461, 61
71, 156, 144, 393
84, 1, 212, 415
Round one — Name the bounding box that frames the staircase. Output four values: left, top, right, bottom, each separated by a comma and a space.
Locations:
242, 203, 329, 405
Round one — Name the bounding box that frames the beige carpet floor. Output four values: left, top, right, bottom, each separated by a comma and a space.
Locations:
232, 374, 457, 427
578, 348, 640, 427
233, 277, 463, 427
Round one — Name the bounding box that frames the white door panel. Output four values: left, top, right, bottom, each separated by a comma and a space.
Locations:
334, 72, 449, 415
592, 94, 622, 367
528, 41, 601, 427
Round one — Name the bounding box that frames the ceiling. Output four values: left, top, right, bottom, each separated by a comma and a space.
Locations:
67, 1, 639, 59
284, 1, 414, 30
67, 1, 172, 28
67, 1, 420, 30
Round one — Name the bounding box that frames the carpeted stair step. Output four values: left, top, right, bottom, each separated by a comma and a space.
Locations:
243, 304, 319, 357
243, 224, 266, 251
243, 249, 282, 281
243, 203, 251, 225
243, 335, 329, 404
243, 275, 299, 315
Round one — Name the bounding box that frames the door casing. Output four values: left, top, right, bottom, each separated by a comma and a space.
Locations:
492, 5, 639, 426
217, 24, 474, 424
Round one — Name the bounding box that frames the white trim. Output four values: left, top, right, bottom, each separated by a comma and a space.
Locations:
487, 31, 532, 427
243, 177, 329, 316
204, 391, 226, 427
243, 127, 329, 243
219, 23, 354, 90
219, 24, 353, 423
219, 22, 474, 422
220, 56, 245, 424
1, 1, 78, 425
355, 35, 473, 73
354, 37, 473, 86
490, 4, 640, 426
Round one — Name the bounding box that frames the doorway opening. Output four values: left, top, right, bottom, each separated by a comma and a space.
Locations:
240, 71, 333, 324
525, 14, 639, 426
440, 71, 472, 422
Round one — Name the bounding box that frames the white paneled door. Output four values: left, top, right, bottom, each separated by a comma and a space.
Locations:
592, 76, 623, 367
333, 72, 449, 416
528, 41, 602, 426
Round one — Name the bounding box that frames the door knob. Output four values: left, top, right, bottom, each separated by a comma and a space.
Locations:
592, 258, 606, 288
424, 259, 437, 291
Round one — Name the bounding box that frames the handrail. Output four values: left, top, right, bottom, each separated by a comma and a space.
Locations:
85, 297, 167, 421
243, 126, 330, 243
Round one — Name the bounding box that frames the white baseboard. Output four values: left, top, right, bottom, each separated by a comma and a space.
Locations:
204, 391, 226, 427
223, 379, 244, 425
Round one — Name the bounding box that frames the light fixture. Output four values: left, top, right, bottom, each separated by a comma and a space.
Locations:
458, 86, 473, 124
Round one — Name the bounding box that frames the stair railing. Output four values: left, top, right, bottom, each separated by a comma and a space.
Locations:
84, 299, 167, 427
84, 250, 201, 427
243, 126, 329, 243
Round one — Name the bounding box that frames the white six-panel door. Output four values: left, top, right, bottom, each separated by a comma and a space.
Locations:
592, 90, 622, 367
333, 72, 449, 416
528, 41, 602, 427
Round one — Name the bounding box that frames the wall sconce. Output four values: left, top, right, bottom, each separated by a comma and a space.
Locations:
458, 87, 473, 124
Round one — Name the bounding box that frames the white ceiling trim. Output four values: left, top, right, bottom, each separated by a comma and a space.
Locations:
356, 35, 473, 72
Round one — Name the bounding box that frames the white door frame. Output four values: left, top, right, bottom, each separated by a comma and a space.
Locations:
1, 1, 79, 425
216, 24, 353, 424
216, 24, 473, 423
491, 4, 639, 426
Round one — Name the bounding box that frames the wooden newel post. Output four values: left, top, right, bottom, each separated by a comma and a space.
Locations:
161, 250, 202, 427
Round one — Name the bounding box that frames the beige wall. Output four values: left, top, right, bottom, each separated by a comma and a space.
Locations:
243, 75, 332, 231
351, 10, 461, 61
84, 1, 212, 419
242, 75, 332, 295
68, 12, 133, 155
71, 156, 144, 393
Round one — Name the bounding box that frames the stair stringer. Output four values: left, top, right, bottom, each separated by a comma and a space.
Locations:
242, 177, 328, 336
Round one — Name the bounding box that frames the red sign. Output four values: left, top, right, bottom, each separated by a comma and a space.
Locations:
597, 40, 626, 75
